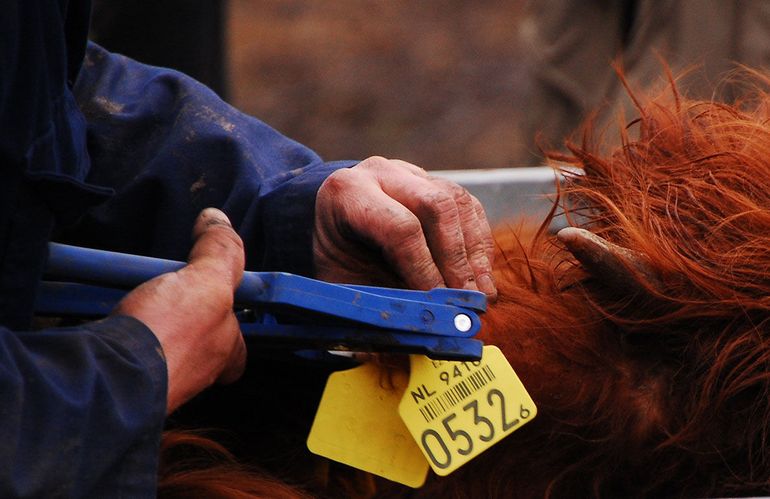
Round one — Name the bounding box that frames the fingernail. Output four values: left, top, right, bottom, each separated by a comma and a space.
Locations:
201, 208, 231, 227
477, 274, 497, 299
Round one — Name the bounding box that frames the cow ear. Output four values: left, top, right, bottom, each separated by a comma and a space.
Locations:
557, 227, 662, 294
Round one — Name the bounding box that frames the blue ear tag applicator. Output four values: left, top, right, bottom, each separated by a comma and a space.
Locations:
37, 243, 486, 361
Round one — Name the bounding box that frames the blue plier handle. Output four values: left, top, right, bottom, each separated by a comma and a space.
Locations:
37, 243, 486, 360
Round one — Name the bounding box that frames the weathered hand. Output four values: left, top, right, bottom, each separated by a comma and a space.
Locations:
313, 156, 497, 299
114, 208, 247, 414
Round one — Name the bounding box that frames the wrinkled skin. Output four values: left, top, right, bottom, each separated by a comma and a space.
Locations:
314, 156, 496, 299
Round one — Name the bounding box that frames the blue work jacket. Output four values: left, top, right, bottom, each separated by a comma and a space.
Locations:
0, 1, 351, 496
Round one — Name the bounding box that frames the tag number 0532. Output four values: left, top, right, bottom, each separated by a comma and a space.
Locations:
420, 388, 531, 469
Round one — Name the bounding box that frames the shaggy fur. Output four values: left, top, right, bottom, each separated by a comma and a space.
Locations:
423, 71, 770, 498
159, 72, 770, 498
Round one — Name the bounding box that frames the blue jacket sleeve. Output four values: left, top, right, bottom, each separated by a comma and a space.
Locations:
65, 43, 356, 276
0, 315, 167, 497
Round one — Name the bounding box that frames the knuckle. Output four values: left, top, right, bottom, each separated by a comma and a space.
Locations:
446, 244, 471, 268
321, 168, 358, 195
387, 212, 424, 245
359, 155, 390, 169
440, 181, 475, 212
429, 176, 465, 193
453, 186, 474, 208
467, 243, 492, 272
418, 190, 457, 222
466, 237, 489, 260
356, 156, 392, 175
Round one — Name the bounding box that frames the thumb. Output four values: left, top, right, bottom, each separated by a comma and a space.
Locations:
187, 208, 245, 291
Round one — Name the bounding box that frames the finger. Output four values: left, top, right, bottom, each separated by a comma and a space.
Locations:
216, 312, 247, 384
357, 156, 430, 178
320, 168, 446, 290
188, 208, 245, 291
430, 177, 497, 299
368, 158, 495, 272
369, 168, 479, 291
472, 196, 496, 266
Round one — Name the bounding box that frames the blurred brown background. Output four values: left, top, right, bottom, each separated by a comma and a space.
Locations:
228, 0, 535, 170
91, 1, 770, 171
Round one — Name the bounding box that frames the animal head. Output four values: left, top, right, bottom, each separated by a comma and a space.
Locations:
430, 72, 770, 498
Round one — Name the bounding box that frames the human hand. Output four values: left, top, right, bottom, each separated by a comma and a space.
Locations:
313, 156, 497, 299
114, 208, 247, 414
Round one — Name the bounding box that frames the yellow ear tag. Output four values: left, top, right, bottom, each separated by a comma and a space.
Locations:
398, 345, 537, 476
307, 362, 429, 488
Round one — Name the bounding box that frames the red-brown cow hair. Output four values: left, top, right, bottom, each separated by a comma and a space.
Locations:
159, 71, 770, 498
157, 430, 312, 499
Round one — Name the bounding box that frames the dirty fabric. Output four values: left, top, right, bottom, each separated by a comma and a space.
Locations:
0, 0, 352, 496
65, 42, 354, 276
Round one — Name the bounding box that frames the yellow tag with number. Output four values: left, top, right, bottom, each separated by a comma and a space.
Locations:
307, 363, 429, 488
398, 345, 537, 476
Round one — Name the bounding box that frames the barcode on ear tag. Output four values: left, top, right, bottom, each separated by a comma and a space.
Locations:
398, 345, 537, 476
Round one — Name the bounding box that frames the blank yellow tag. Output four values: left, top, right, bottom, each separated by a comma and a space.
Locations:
398, 345, 537, 476
307, 363, 429, 488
